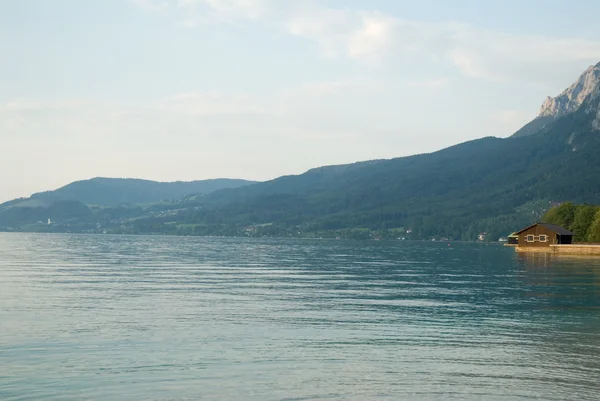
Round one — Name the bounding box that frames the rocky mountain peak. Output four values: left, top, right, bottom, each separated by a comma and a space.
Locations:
538, 62, 600, 118
512, 62, 600, 138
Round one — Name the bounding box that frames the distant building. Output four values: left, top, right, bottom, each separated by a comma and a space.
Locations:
478, 232, 486, 241
47, 218, 52, 225
515, 223, 573, 248
507, 232, 519, 245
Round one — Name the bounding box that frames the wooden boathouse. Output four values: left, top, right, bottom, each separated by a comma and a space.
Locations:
515, 223, 573, 248
512, 223, 600, 256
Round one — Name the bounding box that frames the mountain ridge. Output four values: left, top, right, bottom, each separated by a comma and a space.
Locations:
513, 62, 600, 138
3, 62, 600, 240
2, 177, 257, 208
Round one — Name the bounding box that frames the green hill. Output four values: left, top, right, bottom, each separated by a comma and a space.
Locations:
4, 177, 256, 208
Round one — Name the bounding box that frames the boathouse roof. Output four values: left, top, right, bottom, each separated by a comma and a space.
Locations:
515, 223, 574, 236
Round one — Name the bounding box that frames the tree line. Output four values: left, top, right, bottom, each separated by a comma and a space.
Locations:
542, 202, 600, 243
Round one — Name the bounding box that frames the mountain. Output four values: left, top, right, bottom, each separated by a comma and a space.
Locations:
4, 62, 600, 239
195, 127, 597, 240
176, 61, 600, 239
3, 177, 257, 208
513, 62, 600, 137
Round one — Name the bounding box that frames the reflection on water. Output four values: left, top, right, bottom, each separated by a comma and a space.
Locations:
517, 251, 555, 268
1, 234, 600, 400
518, 252, 600, 311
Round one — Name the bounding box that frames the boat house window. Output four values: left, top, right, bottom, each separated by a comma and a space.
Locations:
526, 235, 535, 242
539, 235, 548, 242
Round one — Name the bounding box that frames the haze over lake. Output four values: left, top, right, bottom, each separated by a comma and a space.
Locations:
1, 234, 600, 400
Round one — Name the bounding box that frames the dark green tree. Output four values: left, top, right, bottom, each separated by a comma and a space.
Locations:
570, 205, 598, 242
542, 202, 576, 229
587, 210, 600, 243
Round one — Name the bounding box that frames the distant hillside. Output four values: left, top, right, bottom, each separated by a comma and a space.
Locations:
0, 200, 92, 228
4, 177, 257, 207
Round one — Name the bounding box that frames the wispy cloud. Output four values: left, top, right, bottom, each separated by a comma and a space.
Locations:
286, 9, 397, 63
447, 27, 600, 83
131, 0, 600, 83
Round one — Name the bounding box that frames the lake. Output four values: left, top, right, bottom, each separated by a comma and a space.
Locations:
1, 233, 600, 400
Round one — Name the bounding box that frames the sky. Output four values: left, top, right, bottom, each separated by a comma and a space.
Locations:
2, 0, 600, 202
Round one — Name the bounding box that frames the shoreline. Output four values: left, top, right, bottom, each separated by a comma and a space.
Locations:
516, 244, 600, 256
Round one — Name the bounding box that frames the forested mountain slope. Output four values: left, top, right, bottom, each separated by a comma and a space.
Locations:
195, 116, 600, 239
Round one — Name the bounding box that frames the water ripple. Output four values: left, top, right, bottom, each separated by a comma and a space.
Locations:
1, 233, 600, 400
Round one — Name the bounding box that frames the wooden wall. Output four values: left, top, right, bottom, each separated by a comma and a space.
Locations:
517, 225, 557, 248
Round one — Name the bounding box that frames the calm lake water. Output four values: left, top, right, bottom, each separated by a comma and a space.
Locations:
1, 234, 600, 400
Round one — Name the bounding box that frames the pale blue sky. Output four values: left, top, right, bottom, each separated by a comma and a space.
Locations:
1, 0, 600, 201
